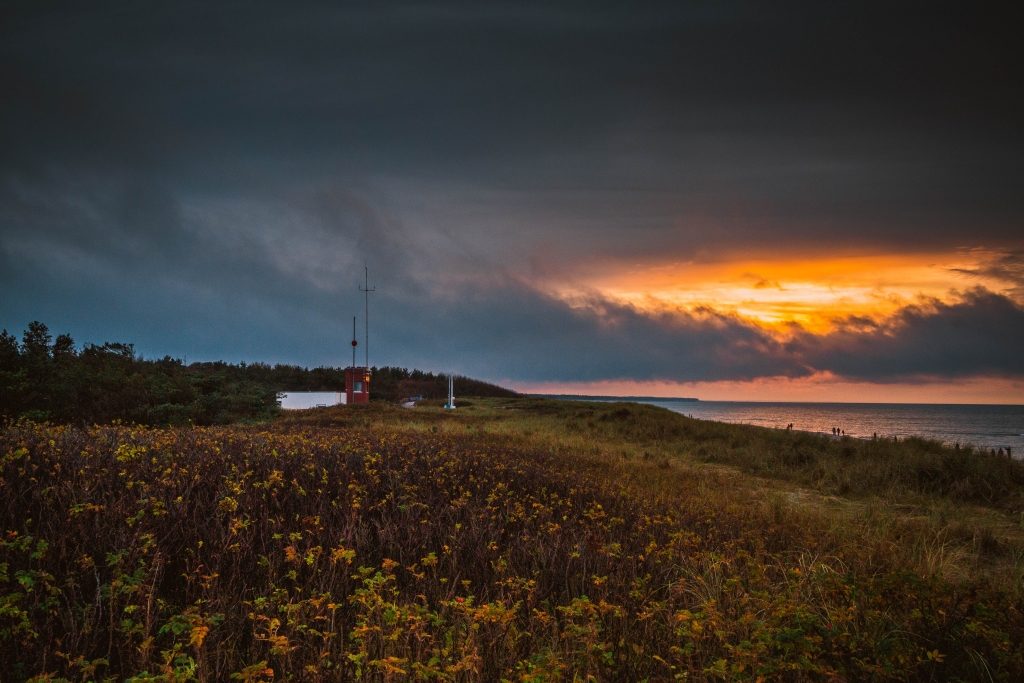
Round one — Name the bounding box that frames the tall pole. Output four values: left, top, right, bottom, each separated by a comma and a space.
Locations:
351, 316, 357, 369
359, 265, 375, 369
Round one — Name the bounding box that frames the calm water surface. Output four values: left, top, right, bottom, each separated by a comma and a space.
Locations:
581, 399, 1024, 454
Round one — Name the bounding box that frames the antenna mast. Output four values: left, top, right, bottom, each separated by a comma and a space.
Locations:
351, 316, 357, 368
358, 265, 375, 368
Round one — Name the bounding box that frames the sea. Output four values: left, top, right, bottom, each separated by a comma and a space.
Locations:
552, 397, 1024, 455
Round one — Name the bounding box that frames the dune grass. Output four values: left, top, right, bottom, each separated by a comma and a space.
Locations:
428, 398, 1024, 508
2, 398, 1023, 680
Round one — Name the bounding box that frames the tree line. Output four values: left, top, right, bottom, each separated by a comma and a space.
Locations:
370, 366, 517, 403
0, 322, 514, 425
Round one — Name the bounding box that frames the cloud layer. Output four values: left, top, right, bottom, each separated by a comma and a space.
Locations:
2, 1, 1022, 389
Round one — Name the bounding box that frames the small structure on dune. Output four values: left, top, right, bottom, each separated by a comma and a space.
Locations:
345, 266, 375, 405
350, 266, 374, 405
345, 365, 370, 404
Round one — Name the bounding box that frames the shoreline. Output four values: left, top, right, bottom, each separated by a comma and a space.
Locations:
545, 395, 1023, 455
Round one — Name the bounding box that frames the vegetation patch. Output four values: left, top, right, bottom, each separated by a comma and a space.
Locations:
2, 400, 1023, 680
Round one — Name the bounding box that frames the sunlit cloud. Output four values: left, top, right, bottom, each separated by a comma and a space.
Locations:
551, 249, 1021, 333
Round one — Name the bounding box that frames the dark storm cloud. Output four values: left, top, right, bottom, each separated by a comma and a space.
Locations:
381, 284, 1024, 384
790, 290, 1024, 382
4, 0, 1022, 249
953, 251, 1024, 299
6, 162, 1019, 383
386, 286, 804, 383
2, 1, 1022, 384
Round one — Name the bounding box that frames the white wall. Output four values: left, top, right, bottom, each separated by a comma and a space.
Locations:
278, 391, 346, 410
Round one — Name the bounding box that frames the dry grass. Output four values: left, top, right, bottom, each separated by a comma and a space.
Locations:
1, 398, 1022, 680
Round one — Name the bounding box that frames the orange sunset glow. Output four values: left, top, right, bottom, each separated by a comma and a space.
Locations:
556, 248, 1018, 334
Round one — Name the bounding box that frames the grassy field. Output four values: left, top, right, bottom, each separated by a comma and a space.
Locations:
2, 398, 1023, 680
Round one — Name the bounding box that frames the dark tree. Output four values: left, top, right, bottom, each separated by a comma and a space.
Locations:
21, 321, 52, 359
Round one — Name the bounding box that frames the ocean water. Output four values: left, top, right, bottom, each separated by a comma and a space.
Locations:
587, 398, 1024, 454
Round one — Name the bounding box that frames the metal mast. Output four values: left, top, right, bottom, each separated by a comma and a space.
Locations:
445, 373, 456, 410
351, 316, 357, 368
358, 265, 375, 369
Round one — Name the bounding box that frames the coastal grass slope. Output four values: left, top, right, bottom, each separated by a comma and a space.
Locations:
2, 398, 1023, 680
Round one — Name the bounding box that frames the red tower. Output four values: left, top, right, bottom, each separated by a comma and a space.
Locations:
345, 367, 370, 404
346, 266, 374, 405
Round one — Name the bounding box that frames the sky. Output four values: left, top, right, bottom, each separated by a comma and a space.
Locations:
2, 1, 1023, 403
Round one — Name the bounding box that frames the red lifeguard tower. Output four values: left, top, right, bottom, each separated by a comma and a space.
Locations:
345, 366, 370, 404
346, 266, 375, 404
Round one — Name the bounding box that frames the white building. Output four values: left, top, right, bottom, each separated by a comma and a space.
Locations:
278, 391, 346, 410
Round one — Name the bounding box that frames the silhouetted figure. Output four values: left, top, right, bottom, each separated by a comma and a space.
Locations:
873, 432, 878, 440
1008, 447, 1013, 458
954, 442, 960, 451
841, 429, 845, 436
